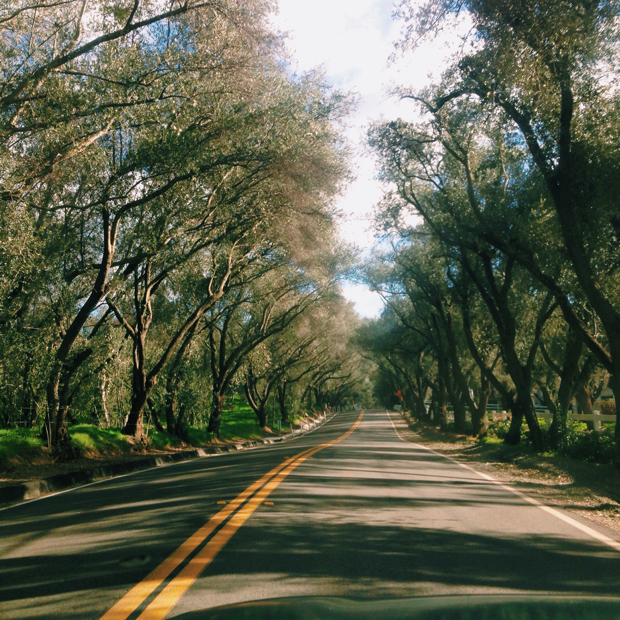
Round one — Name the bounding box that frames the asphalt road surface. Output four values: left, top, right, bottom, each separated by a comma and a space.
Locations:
2, 409, 620, 620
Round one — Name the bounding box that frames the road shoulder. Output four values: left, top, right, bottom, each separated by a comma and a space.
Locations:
389, 410, 620, 536
0, 413, 333, 507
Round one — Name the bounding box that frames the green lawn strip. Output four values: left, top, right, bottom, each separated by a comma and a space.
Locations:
216, 401, 272, 441
1, 397, 317, 469
70, 425, 133, 455
0, 429, 45, 469
215, 399, 313, 441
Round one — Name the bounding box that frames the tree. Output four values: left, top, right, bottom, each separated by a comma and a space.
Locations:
0, 0, 354, 444
203, 260, 329, 436
393, 0, 620, 439
0, 0, 286, 443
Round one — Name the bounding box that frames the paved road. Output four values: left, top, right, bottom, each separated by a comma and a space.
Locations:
2, 410, 620, 620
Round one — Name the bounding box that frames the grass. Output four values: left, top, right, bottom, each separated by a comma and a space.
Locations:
208, 395, 307, 441
0, 395, 313, 468
215, 398, 276, 441
181, 427, 211, 447
0, 428, 45, 469
478, 435, 503, 445
70, 425, 133, 455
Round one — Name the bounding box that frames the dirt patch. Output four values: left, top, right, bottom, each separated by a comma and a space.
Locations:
394, 412, 620, 535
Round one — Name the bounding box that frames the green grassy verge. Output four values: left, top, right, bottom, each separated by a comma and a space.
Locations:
70, 425, 133, 455
0, 428, 45, 469
214, 397, 297, 441
0, 397, 314, 469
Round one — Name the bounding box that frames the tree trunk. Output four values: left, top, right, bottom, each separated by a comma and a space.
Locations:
255, 405, 268, 427
207, 391, 225, 437
123, 391, 146, 439
471, 372, 490, 436
506, 383, 545, 451
414, 384, 428, 421
147, 398, 165, 433
439, 353, 467, 434
500, 349, 545, 450
278, 382, 289, 424
101, 371, 110, 428
441, 309, 470, 434
575, 383, 595, 430
427, 387, 437, 422
437, 377, 448, 431
164, 375, 178, 435
20, 360, 33, 426
175, 403, 189, 442
449, 385, 468, 434
44, 209, 116, 446
608, 373, 620, 443
546, 329, 583, 448
123, 337, 147, 439
504, 402, 522, 446
44, 362, 61, 444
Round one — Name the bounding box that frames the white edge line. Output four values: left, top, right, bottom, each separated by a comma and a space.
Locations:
386, 410, 620, 554
0, 412, 340, 513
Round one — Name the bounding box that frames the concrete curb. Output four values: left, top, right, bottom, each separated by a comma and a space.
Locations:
0, 413, 333, 506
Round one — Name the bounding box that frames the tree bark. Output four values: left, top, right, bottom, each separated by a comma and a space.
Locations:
175, 402, 189, 442
45, 208, 117, 446
123, 330, 148, 440
471, 372, 490, 436
607, 374, 620, 442
207, 391, 226, 437
277, 381, 289, 424
101, 371, 110, 428
436, 376, 448, 431
547, 329, 583, 448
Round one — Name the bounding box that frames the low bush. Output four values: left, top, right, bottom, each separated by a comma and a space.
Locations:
561, 422, 618, 464
484, 419, 512, 441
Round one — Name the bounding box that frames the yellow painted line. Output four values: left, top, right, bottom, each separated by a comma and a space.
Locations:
137, 410, 364, 620
99, 450, 312, 620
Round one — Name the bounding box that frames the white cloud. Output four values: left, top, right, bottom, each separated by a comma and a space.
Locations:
341, 282, 385, 318
271, 1, 466, 315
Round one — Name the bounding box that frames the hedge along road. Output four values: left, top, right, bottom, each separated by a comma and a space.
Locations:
1, 410, 620, 620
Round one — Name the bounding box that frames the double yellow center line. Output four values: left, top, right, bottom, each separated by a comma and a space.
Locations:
101, 410, 364, 620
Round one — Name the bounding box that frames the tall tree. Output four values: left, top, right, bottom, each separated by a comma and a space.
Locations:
393, 0, 620, 437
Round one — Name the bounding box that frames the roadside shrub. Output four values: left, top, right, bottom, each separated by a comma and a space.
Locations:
484, 419, 512, 440
561, 423, 617, 464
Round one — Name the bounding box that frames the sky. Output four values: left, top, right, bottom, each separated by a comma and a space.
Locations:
270, 0, 458, 318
